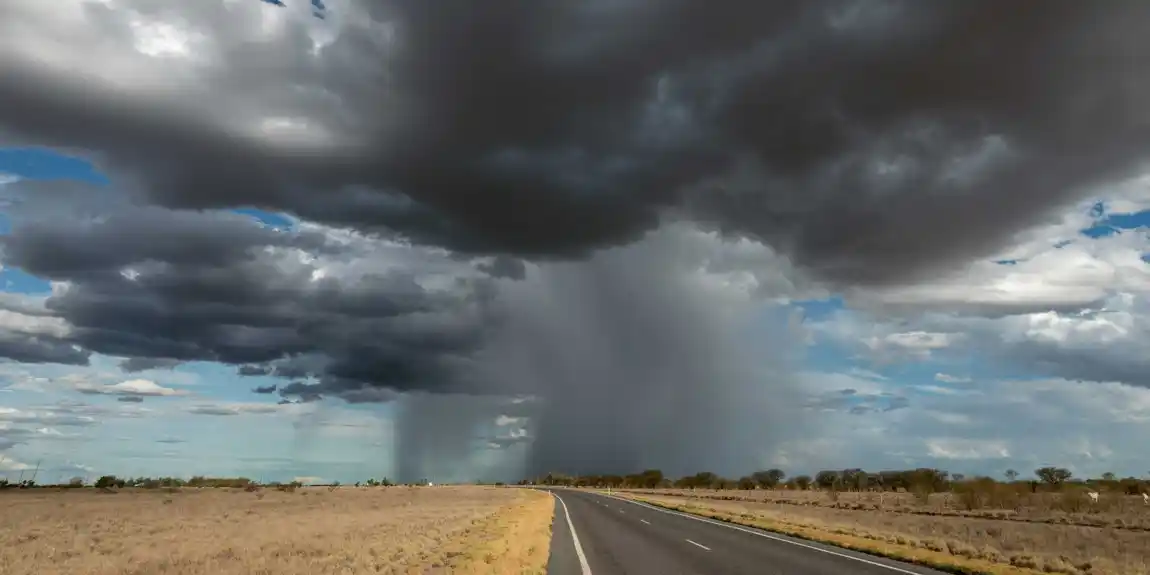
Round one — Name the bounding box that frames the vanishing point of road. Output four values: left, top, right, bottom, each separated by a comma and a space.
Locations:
540, 488, 948, 575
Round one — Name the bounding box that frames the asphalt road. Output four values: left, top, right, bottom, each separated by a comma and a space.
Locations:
541, 488, 949, 575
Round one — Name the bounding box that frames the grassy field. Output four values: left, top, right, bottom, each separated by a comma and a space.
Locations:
0, 485, 553, 575
615, 489, 1150, 575
623, 487, 1150, 530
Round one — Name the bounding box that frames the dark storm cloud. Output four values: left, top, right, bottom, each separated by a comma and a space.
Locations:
0, 330, 89, 365
0, 201, 504, 407
272, 364, 313, 379
119, 357, 184, 373
252, 384, 277, 394
239, 365, 272, 376
117, 396, 144, 403
3, 1, 1149, 285
475, 256, 526, 281
0, 207, 332, 281
278, 381, 323, 403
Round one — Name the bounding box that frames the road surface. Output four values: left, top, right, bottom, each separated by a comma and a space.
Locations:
541, 488, 948, 575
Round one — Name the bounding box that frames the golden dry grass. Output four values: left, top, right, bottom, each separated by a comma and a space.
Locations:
615, 491, 1150, 575
0, 485, 553, 575
624, 488, 1150, 530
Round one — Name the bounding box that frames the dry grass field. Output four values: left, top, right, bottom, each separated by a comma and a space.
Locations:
0, 485, 553, 575
624, 488, 1150, 530
617, 490, 1150, 575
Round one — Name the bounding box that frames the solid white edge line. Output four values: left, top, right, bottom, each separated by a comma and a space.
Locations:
550, 490, 593, 575
598, 492, 924, 575
685, 539, 711, 551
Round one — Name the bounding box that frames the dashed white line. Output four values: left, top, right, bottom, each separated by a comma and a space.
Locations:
640, 519, 651, 525
596, 492, 924, 575
552, 492, 593, 575
686, 539, 711, 551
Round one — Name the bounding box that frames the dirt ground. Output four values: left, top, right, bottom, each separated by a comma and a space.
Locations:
0, 485, 553, 575
624, 491, 1150, 575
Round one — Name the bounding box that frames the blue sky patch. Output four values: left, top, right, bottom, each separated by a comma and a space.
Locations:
231, 207, 296, 231
0, 267, 52, 294
1081, 207, 1150, 238
0, 147, 108, 185
793, 296, 845, 321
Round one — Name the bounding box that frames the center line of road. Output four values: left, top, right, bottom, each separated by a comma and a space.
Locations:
640, 519, 651, 525
686, 539, 711, 551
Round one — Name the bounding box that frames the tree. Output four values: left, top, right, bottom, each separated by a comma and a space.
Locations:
1004, 469, 1019, 482
638, 469, 664, 489
1035, 467, 1072, 486
840, 468, 865, 491
680, 471, 718, 489
951, 473, 965, 482
814, 470, 839, 489
752, 469, 785, 489
1102, 472, 1116, 481
737, 476, 757, 490
95, 475, 120, 489
68, 477, 85, 488
793, 475, 812, 490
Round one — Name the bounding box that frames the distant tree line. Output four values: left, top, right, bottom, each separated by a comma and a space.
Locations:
0, 478, 39, 489
0, 475, 415, 490
520, 466, 1149, 495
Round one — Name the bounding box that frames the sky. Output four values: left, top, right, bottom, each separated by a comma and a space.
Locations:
1, 0, 1150, 485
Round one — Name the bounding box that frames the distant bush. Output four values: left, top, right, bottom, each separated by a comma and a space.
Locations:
95, 475, 126, 489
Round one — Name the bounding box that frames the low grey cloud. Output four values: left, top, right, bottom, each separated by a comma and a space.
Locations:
187, 403, 282, 416
0, 406, 97, 427
805, 389, 909, 414
475, 256, 527, 281
279, 382, 324, 404
0, 328, 89, 365
119, 357, 184, 373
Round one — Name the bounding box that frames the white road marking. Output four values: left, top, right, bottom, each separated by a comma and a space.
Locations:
619, 509, 625, 513
598, 493, 925, 575
552, 491, 593, 575
686, 539, 711, 551
640, 519, 651, 525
